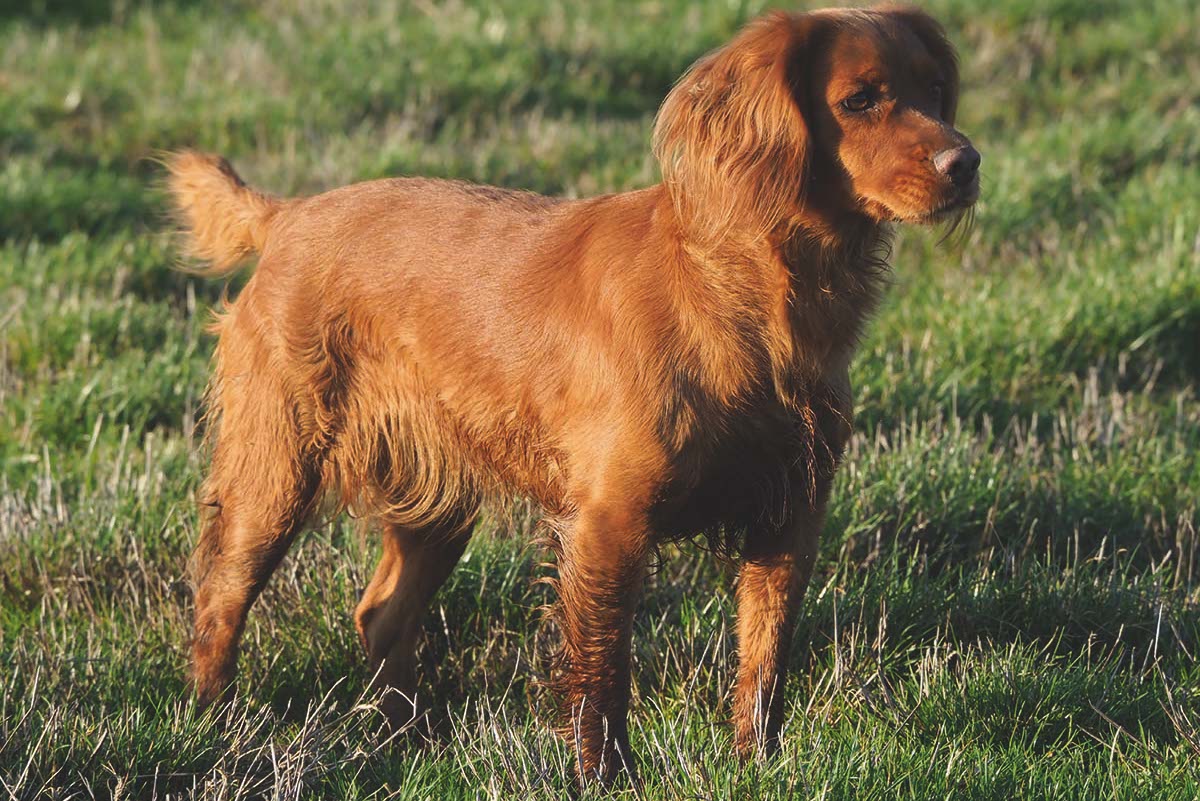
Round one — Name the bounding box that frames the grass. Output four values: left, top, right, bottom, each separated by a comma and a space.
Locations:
2, 0, 1199, 798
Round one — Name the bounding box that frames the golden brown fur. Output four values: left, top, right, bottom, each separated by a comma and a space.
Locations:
169, 4, 978, 785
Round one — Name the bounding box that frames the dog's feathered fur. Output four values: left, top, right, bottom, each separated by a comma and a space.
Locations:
171, 5, 976, 784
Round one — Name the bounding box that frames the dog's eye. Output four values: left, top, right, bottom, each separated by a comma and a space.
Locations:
931, 82, 945, 105
841, 91, 876, 113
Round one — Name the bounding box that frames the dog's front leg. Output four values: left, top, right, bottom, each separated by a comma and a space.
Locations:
732, 477, 830, 759
553, 503, 650, 785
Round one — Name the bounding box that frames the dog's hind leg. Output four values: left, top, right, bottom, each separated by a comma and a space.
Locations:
354, 514, 476, 727
190, 352, 322, 708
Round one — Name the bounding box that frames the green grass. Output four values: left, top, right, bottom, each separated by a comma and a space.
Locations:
2, 0, 1199, 798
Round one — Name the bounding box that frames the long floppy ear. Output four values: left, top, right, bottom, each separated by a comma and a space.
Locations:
653, 12, 813, 245
886, 5, 960, 124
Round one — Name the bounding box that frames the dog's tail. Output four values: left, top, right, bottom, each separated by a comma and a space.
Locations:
166, 151, 282, 275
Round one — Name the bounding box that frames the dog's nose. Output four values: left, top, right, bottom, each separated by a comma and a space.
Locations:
933, 145, 981, 187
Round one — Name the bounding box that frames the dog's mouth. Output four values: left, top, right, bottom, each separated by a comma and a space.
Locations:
863, 181, 979, 226
918, 184, 979, 224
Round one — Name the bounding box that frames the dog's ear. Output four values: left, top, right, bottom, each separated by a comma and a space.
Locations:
887, 5, 960, 124
654, 12, 814, 245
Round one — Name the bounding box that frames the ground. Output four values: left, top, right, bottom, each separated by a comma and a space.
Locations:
1, 0, 1198, 798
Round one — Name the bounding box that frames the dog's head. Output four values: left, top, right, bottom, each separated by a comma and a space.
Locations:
654, 5, 979, 241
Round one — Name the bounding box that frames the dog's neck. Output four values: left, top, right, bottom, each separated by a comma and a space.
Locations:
767, 212, 890, 400
783, 213, 891, 350
661, 190, 890, 412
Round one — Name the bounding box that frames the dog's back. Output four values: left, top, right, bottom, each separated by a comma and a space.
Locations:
168, 154, 676, 529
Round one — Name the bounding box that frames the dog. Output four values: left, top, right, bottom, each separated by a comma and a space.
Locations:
168, 4, 977, 784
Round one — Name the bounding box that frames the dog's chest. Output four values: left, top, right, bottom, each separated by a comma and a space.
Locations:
650, 382, 843, 541
646, 239, 881, 542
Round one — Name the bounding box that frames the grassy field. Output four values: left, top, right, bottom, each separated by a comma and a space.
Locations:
2, 0, 1199, 798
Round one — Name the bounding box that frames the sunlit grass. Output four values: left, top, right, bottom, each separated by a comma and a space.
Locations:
1, 0, 1198, 798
